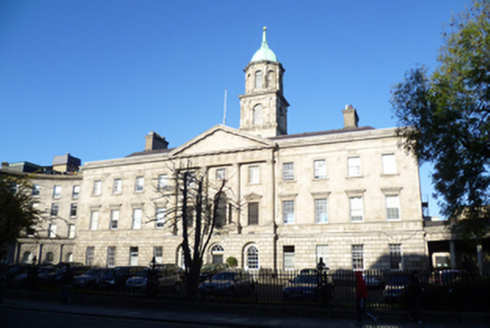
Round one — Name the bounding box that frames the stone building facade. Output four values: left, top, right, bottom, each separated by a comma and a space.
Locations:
73, 28, 426, 271
3, 28, 428, 272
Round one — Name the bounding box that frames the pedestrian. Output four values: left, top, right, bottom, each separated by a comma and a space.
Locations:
408, 271, 423, 324
355, 271, 377, 325
60, 264, 73, 304
316, 258, 326, 273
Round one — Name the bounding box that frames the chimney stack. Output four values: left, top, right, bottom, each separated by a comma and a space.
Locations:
145, 131, 169, 151
342, 104, 359, 129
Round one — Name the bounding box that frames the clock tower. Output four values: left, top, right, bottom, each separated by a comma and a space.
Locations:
239, 27, 289, 138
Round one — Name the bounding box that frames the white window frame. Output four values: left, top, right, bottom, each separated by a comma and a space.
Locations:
134, 176, 144, 192
68, 224, 76, 239
32, 185, 41, 197
347, 156, 361, 177
283, 200, 295, 224
48, 224, 57, 238
216, 168, 226, 180
315, 198, 328, 223
386, 195, 401, 221
352, 244, 364, 271
245, 245, 259, 270
283, 246, 295, 271
70, 203, 77, 217
249, 165, 260, 184
92, 180, 102, 196
129, 246, 139, 266
50, 203, 59, 217
53, 185, 62, 199
211, 244, 224, 264
132, 208, 142, 229
107, 246, 116, 267
283, 162, 294, 181
156, 207, 165, 229
158, 174, 167, 191
316, 245, 329, 268
110, 209, 119, 230
349, 196, 364, 222
86, 246, 94, 266
382, 153, 397, 175
154, 246, 163, 264
113, 178, 122, 194
389, 244, 402, 270
90, 211, 99, 231
314, 160, 327, 179
72, 185, 80, 199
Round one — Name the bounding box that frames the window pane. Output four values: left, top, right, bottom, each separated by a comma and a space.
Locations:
216, 168, 226, 180
70, 203, 77, 217
314, 160, 326, 179
86, 246, 94, 266
72, 185, 80, 199
111, 210, 119, 230
386, 195, 400, 220
283, 246, 295, 270
382, 154, 397, 174
107, 246, 116, 267
53, 185, 62, 198
248, 202, 259, 225
283, 162, 294, 180
132, 209, 142, 229
90, 211, 99, 230
249, 166, 259, 184
352, 244, 364, 270
129, 247, 139, 266
350, 197, 363, 222
113, 178, 122, 193
389, 244, 402, 270
48, 224, 57, 238
153, 246, 163, 264
283, 200, 295, 224
315, 199, 328, 223
255, 70, 263, 89
316, 245, 329, 268
93, 180, 102, 195
247, 246, 259, 269
158, 174, 167, 190
348, 157, 361, 177
135, 176, 144, 192
32, 185, 41, 196
51, 203, 59, 216
68, 224, 75, 238
156, 208, 165, 229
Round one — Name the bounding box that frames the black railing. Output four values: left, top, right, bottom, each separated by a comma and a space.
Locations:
5, 267, 490, 312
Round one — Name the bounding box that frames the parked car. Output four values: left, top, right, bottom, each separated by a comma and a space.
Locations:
42, 265, 92, 286
364, 274, 385, 288
429, 270, 462, 286
283, 272, 334, 302
199, 263, 229, 282
98, 266, 146, 289
384, 274, 410, 303
73, 268, 112, 289
125, 264, 182, 292
198, 269, 255, 297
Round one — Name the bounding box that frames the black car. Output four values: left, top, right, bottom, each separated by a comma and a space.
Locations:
73, 268, 112, 289
98, 266, 146, 289
199, 263, 229, 282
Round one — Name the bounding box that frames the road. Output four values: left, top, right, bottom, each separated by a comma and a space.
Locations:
1, 307, 215, 328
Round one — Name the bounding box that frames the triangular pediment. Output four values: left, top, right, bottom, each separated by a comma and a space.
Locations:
170, 125, 275, 157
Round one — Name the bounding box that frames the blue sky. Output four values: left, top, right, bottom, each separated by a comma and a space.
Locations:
0, 0, 470, 217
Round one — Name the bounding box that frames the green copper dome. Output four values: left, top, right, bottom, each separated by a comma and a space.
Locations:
251, 27, 277, 63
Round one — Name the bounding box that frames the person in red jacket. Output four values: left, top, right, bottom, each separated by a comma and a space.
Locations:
355, 271, 377, 324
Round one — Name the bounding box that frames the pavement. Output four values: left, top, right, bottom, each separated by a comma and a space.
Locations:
2, 289, 490, 327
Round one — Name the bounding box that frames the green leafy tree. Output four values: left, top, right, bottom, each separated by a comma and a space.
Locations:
391, 0, 490, 240
0, 174, 39, 252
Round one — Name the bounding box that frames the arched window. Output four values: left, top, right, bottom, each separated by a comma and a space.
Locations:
45, 252, 54, 263
255, 70, 263, 89
253, 104, 263, 126
21, 251, 32, 263
210, 244, 224, 264
245, 245, 259, 270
